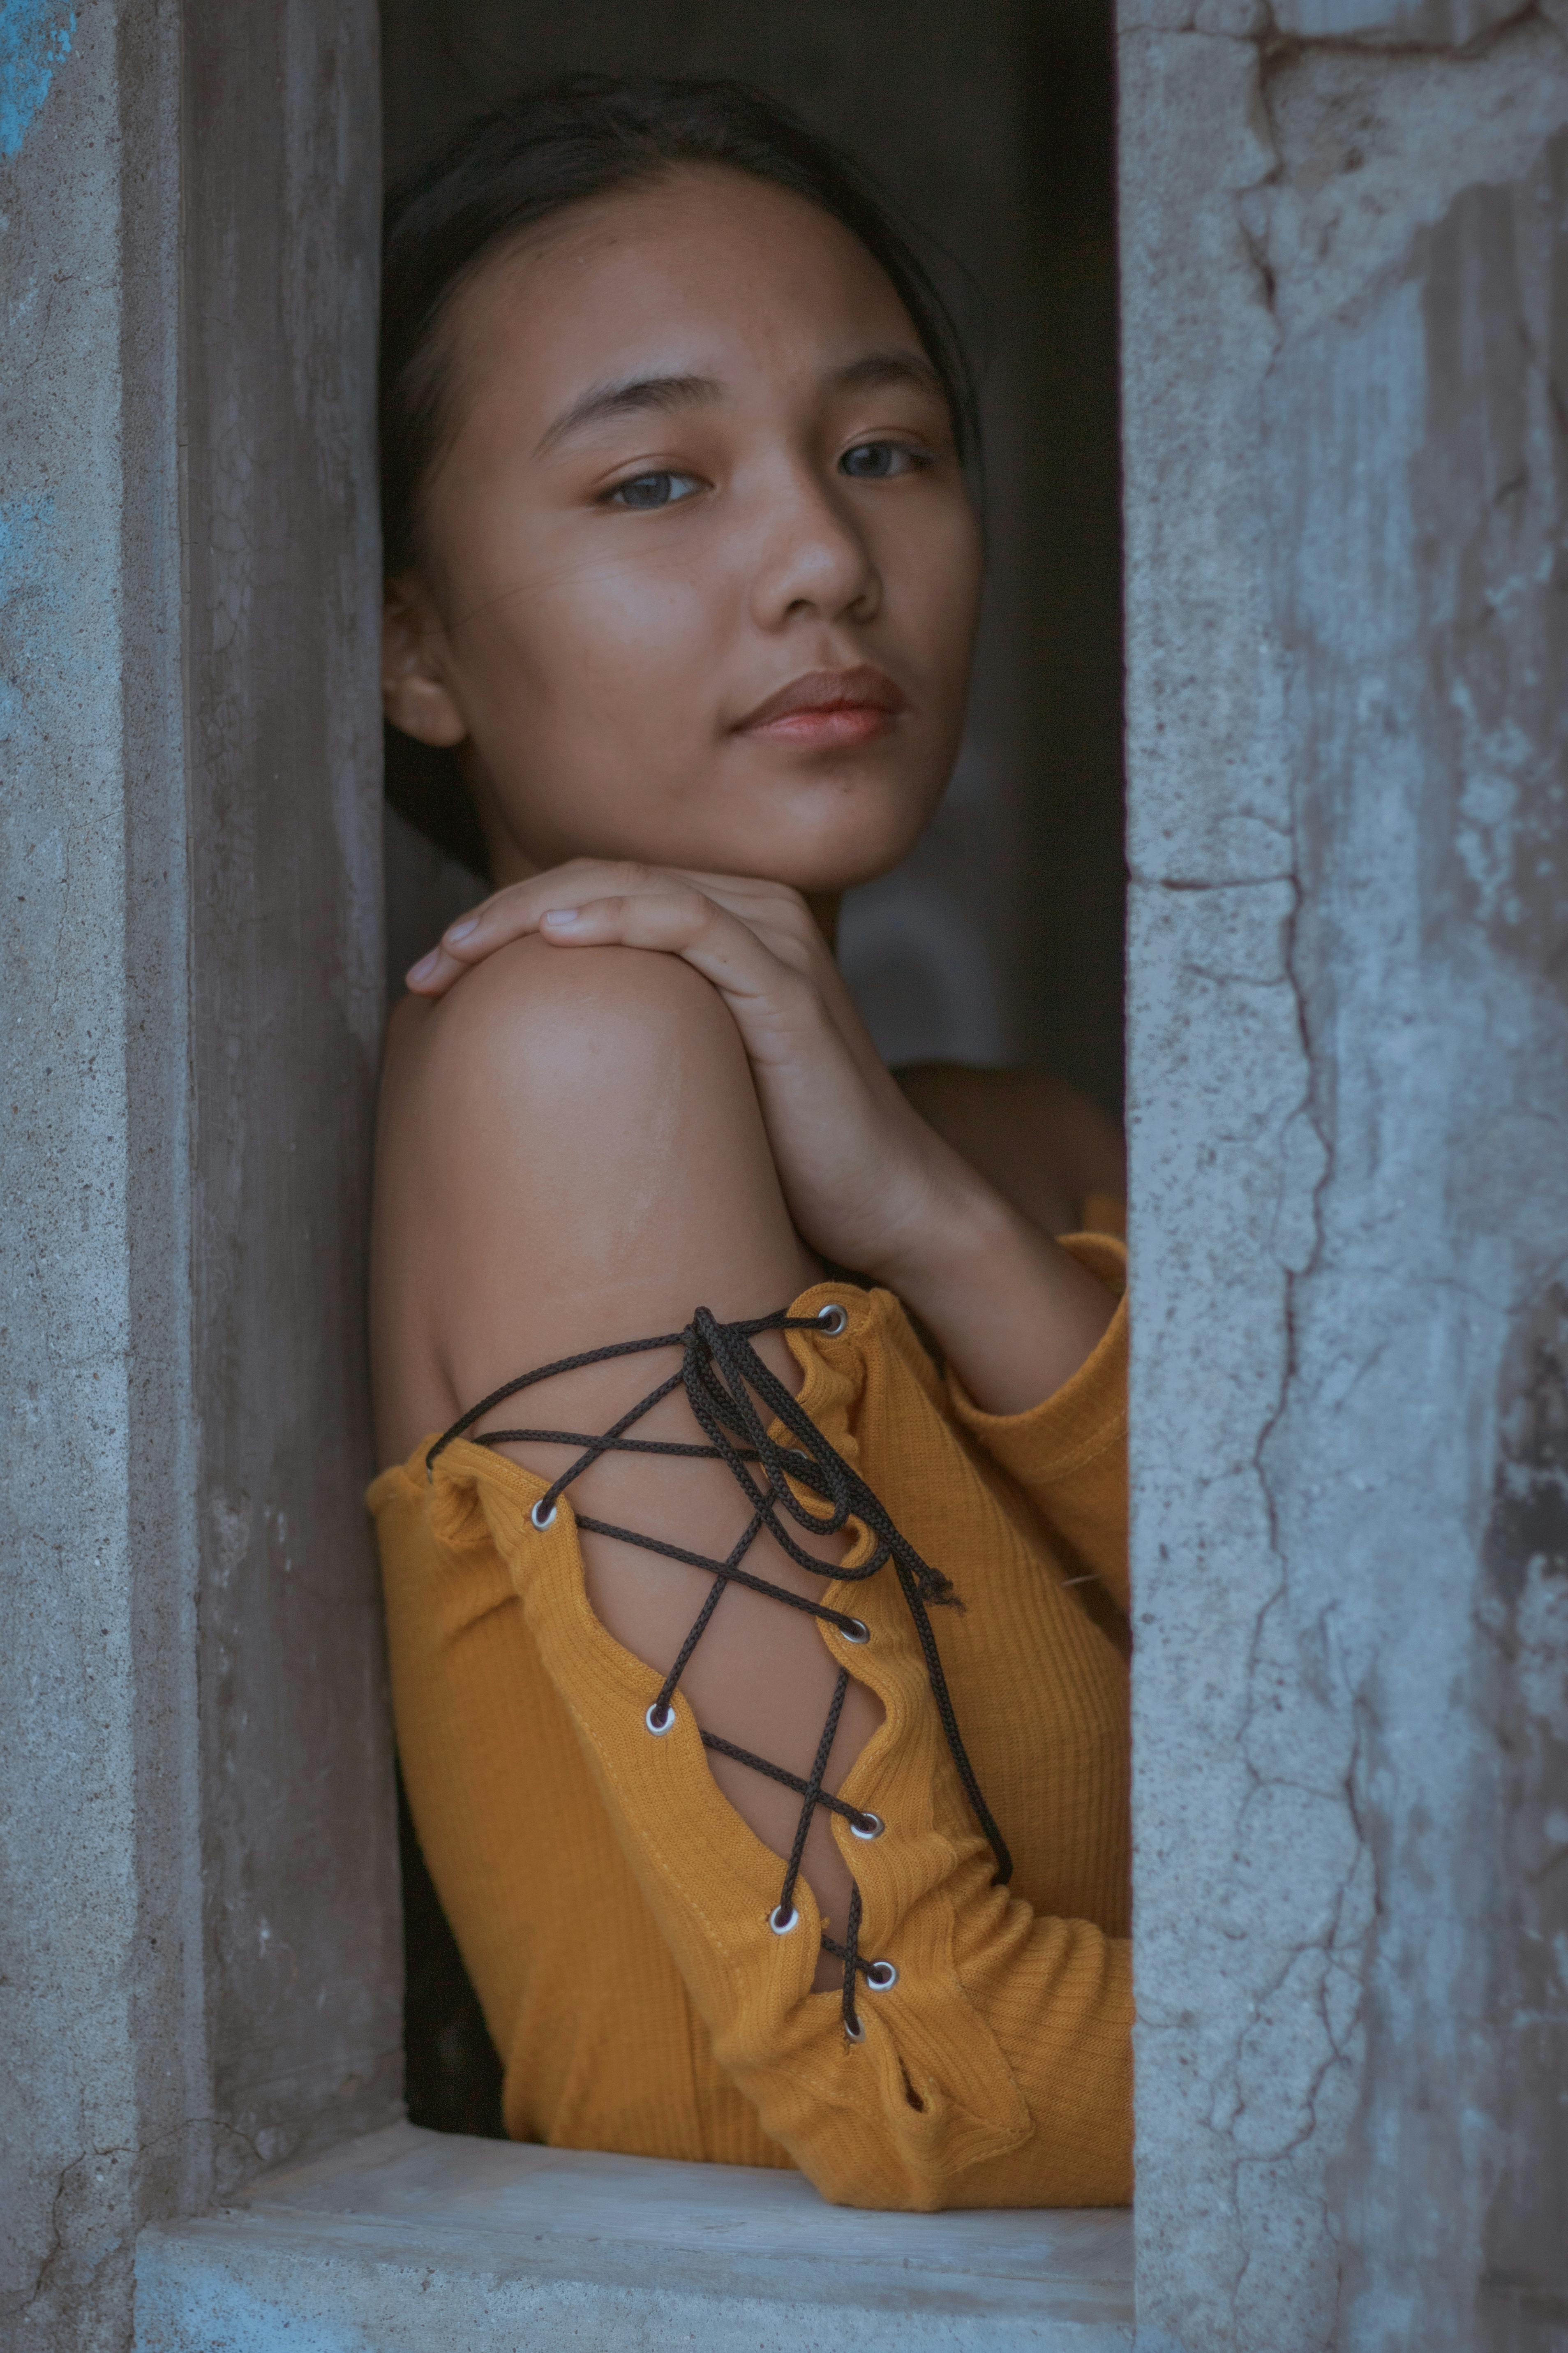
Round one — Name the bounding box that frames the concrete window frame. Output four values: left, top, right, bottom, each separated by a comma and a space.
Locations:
4, 5, 1565, 2351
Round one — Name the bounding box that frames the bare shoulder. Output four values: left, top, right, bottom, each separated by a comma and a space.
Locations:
384, 931, 741, 1121
377, 934, 765, 1270
895, 1063, 1125, 1239
371, 939, 811, 1460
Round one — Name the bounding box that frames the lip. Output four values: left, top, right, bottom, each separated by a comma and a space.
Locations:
732, 665, 907, 748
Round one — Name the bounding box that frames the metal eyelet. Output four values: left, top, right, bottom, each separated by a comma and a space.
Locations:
845, 2015, 865, 2043
531, 1497, 558, 1531
866, 1960, 898, 1992
645, 1701, 676, 1736
838, 1618, 869, 1645
850, 1811, 884, 1841
816, 1302, 848, 1337
769, 1903, 800, 1935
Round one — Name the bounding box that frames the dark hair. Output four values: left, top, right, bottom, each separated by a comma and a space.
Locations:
380, 73, 981, 876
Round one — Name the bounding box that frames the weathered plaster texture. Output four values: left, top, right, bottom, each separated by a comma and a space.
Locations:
2, 6, 392, 2349
1121, 7, 1568, 2350
180, 0, 399, 2202
2, 14, 196, 2345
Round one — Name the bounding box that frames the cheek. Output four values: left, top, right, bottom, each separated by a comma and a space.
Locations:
908, 509, 983, 673
466, 525, 725, 743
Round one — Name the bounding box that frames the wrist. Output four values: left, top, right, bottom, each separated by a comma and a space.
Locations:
860, 1146, 1117, 1416
861, 1149, 1020, 1299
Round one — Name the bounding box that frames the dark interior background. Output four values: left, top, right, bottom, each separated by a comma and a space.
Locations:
379, 0, 1124, 2138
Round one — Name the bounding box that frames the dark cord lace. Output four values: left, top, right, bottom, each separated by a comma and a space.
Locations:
427, 1301, 1011, 2040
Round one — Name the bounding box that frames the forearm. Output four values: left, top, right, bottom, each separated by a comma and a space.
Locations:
866, 1155, 1117, 1417
896, 1063, 1125, 1241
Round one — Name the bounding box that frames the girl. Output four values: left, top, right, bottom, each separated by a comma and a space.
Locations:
369, 75, 1131, 2212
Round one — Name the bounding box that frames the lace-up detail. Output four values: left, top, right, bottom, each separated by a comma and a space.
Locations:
428, 1300, 1011, 2042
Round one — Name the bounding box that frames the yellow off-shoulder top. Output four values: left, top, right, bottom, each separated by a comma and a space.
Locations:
368, 1229, 1132, 2211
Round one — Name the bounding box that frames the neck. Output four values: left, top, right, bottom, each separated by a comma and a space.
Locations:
474, 791, 843, 959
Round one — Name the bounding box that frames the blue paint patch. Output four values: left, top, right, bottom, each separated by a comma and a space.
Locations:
1, 1, 75, 160
0, 492, 53, 589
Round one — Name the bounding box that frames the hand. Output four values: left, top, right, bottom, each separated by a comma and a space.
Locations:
409, 859, 971, 1287
406, 861, 1118, 1413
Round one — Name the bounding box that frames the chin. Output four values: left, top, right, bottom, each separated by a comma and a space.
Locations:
709, 767, 942, 895
720, 825, 927, 897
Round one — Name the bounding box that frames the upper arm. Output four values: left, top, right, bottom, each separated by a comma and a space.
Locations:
372, 936, 818, 1452
372, 945, 876, 1952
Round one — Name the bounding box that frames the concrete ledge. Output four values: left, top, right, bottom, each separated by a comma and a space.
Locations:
134, 2122, 1134, 2349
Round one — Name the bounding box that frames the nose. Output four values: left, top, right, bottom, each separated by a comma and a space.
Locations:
745, 457, 882, 632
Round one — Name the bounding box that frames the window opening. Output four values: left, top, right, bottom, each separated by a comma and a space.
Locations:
381, 0, 1125, 2146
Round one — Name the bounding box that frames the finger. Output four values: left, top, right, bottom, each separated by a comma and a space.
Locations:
659, 873, 832, 992
405, 862, 679, 997
538, 890, 820, 1049
404, 880, 540, 997
637, 870, 889, 1087
538, 888, 774, 990
673, 878, 883, 1075
404, 937, 478, 995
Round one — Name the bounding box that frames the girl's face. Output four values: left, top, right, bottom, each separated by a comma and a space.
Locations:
383, 165, 984, 896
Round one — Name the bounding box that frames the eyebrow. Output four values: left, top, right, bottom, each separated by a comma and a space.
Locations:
534, 348, 949, 460
535, 372, 721, 456
827, 349, 947, 402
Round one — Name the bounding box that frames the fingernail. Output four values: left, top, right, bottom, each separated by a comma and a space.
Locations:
445, 913, 479, 944
406, 949, 440, 984
541, 908, 582, 929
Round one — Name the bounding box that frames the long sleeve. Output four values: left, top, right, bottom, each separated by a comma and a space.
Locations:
381, 1269, 1132, 2212
944, 1233, 1129, 1613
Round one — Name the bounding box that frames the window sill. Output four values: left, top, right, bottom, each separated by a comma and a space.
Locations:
135, 2121, 1134, 2348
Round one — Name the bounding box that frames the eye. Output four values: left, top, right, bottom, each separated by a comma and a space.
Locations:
840, 440, 928, 481
604, 470, 704, 510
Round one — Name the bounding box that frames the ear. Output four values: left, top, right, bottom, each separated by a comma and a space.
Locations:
382, 572, 467, 748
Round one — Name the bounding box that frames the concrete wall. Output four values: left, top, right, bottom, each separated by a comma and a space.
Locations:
377, 0, 1128, 1108
1120, 10, 1568, 2350
0, 5, 395, 2346
2, 10, 198, 2344
181, 0, 399, 2200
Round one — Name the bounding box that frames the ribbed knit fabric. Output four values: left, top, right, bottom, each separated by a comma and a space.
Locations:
369, 1230, 1132, 2210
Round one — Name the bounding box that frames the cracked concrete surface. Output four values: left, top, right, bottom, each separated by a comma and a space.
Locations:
1122, 2, 1568, 2346
2, 14, 199, 2346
